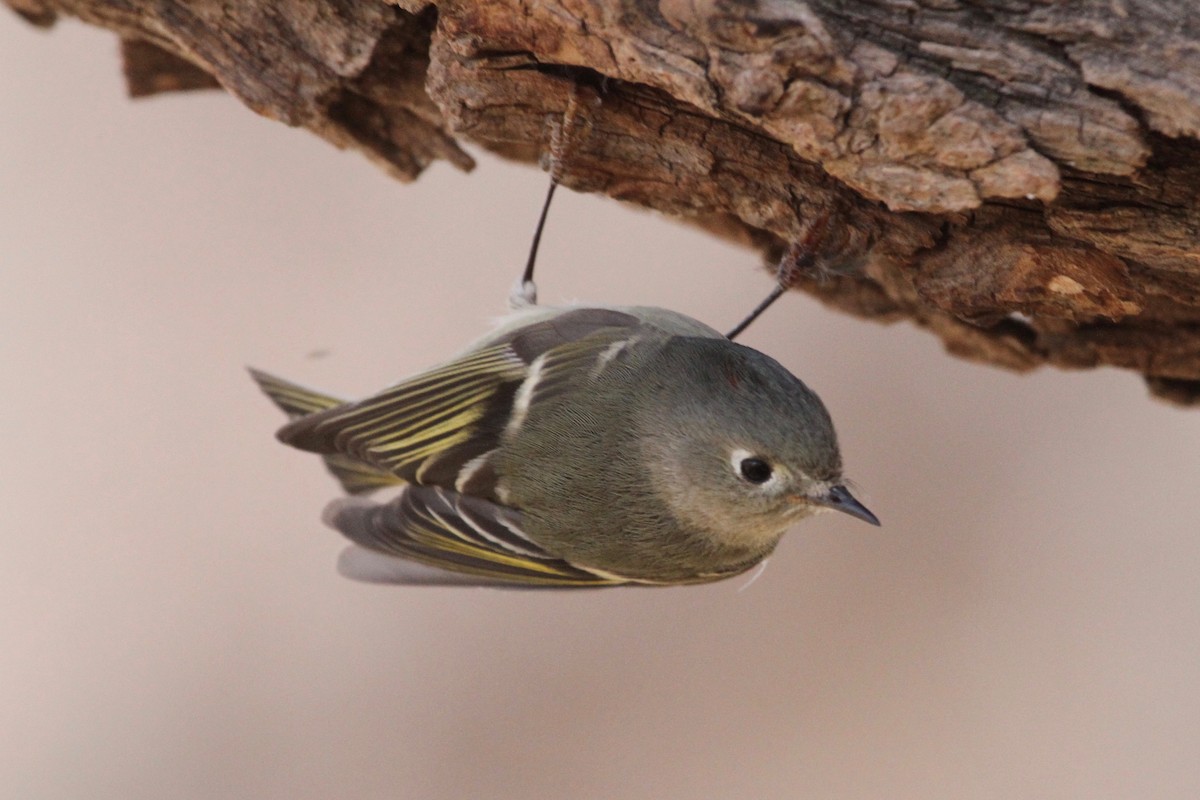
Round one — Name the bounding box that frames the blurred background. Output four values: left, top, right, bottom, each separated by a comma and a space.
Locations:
3, 16, 1199, 800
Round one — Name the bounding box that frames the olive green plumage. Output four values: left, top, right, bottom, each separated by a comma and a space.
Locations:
251, 304, 877, 588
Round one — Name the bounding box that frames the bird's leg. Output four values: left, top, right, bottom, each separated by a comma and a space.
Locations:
512, 179, 558, 309
725, 212, 830, 340
510, 85, 593, 310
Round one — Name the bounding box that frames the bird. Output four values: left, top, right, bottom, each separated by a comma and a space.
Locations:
251, 150, 877, 587
250, 297, 878, 588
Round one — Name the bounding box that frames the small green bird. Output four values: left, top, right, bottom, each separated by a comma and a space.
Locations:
252, 175, 876, 587
251, 300, 877, 588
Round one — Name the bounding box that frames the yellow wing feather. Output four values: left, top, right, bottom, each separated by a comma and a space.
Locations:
327, 489, 628, 587
275, 344, 527, 485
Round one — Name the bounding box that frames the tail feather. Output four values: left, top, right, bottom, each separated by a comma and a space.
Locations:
248, 367, 343, 419
249, 367, 404, 495
322, 454, 408, 495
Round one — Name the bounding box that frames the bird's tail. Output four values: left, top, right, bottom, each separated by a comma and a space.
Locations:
248, 368, 404, 495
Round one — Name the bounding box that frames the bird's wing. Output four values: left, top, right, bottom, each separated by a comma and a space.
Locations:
275, 307, 645, 496
327, 487, 629, 587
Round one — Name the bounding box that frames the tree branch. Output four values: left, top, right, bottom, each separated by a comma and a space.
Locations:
9, 0, 1200, 403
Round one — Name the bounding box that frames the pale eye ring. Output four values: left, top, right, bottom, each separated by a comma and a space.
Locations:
738, 457, 773, 485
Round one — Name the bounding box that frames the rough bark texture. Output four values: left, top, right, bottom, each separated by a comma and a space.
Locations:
9, 0, 1200, 403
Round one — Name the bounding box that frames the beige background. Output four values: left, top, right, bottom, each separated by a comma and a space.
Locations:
4, 17, 1200, 800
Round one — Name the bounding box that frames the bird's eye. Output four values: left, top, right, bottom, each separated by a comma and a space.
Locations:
739, 457, 773, 484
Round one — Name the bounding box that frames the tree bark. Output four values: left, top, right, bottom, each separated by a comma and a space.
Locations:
9, 0, 1200, 404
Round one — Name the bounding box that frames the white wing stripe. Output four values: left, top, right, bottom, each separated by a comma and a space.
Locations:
505, 352, 547, 440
